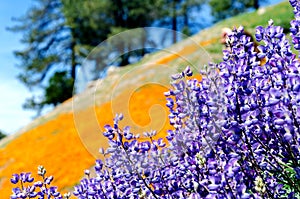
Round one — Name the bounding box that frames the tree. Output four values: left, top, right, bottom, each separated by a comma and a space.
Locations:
0, 130, 6, 140
106, 0, 165, 65
9, 0, 77, 114
209, 0, 265, 22
179, 0, 206, 35
158, 0, 206, 42
44, 71, 73, 106
9, 0, 111, 114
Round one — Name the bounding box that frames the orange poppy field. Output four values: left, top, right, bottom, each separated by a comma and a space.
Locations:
0, 79, 179, 197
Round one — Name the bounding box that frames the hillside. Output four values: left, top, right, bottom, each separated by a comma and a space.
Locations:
0, 1, 293, 197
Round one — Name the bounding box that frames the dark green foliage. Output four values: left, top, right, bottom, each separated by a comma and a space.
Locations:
9, 0, 111, 114
9, 0, 73, 86
0, 130, 6, 140
209, 0, 232, 21
105, 0, 164, 65
158, 0, 206, 42
44, 71, 73, 106
209, 0, 264, 22
9, 0, 77, 114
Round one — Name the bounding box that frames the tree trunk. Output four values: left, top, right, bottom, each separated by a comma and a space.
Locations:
183, 3, 188, 27
113, 0, 126, 27
254, 0, 259, 10
70, 28, 76, 84
172, 0, 177, 43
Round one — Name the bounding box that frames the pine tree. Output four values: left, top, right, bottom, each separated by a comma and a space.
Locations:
9, 0, 76, 113
9, 0, 111, 114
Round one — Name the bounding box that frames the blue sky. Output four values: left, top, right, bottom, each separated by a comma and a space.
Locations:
0, 0, 36, 135
0, 0, 284, 135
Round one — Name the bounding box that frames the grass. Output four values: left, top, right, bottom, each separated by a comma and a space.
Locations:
214, 1, 293, 31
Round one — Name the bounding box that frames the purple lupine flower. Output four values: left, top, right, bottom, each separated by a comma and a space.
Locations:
11, 166, 65, 199
290, 0, 300, 52
20, 172, 34, 183
10, 174, 19, 184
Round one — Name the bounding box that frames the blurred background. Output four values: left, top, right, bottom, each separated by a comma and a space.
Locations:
0, 0, 284, 137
